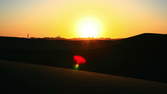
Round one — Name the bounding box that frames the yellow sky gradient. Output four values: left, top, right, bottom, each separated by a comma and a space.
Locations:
0, 0, 166, 38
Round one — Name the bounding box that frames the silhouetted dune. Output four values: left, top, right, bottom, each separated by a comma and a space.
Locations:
0, 33, 167, 83
126, 33, 167, 39
1, 60, 167, 94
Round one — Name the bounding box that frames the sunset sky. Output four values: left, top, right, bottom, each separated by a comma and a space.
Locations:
0, 0, 167, 38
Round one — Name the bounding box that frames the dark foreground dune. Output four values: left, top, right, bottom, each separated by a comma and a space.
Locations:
0, 33, 167, 83
0, 60, 167, 94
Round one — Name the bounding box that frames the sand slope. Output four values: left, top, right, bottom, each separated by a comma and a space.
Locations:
0, 60, 167, 94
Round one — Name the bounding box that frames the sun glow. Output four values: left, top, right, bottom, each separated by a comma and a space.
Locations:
76, 16, 103, 38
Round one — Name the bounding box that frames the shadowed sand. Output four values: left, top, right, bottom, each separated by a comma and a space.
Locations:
0, 60, 167, 94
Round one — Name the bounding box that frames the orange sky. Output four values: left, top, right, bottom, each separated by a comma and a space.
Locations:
0, 0, 167, 38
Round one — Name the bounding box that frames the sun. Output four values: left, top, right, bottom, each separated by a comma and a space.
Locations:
76, 16, 103, 38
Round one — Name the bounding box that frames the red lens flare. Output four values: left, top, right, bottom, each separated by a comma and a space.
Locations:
73, 55, 87, 65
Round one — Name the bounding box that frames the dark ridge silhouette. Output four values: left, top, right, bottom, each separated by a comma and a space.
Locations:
125, 33, 167, 40
0, 33, 167, 83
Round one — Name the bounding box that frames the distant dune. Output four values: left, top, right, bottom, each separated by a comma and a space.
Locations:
0, 60, 167, 94
0, 33, 167, 83
127, 33, 166, 38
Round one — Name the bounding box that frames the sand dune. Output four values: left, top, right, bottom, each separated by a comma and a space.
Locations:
0, 60, 167, 94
